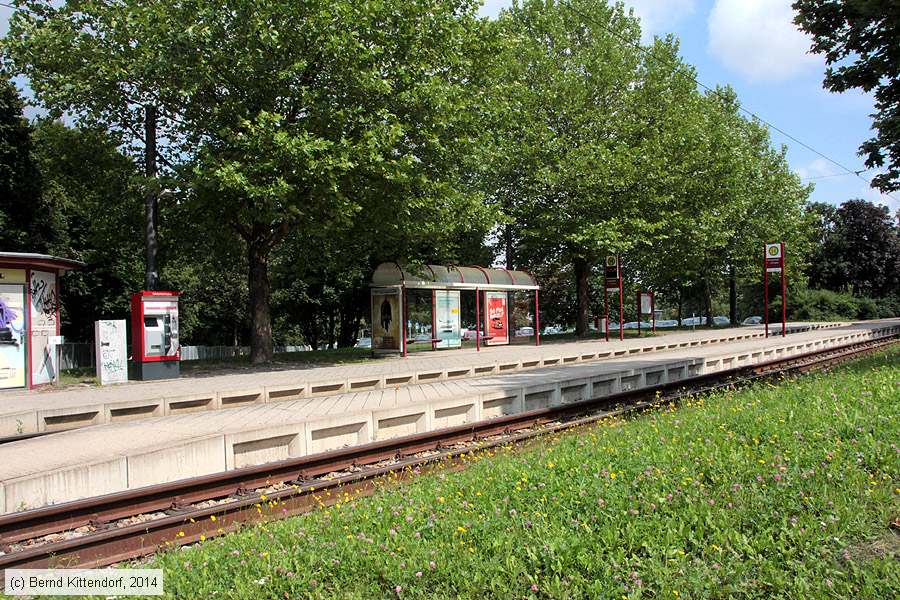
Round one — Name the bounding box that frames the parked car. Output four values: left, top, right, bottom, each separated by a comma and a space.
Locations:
515, 326, 535, 337
354, 337, 372, 349
713, 316, 730, 326
742, 316, 763, 325
656, 319, 678, 328
682, 316, 707, 326
542, 325, 563, 335
607, 322, 620, 330
413, 333, 433, 343
462, 328, 485, 341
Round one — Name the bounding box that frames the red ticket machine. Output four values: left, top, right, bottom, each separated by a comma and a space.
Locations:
130, 291, 181, 380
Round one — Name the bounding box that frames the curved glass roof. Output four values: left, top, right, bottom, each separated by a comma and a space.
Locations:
372, 262, 538, 290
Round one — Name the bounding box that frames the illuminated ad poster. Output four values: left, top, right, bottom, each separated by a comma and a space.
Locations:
30, 270, 59, 385
434, 290, 461, 349
0, 283, 27, 389
372, 288, 402, 351
484, 291, 509, 346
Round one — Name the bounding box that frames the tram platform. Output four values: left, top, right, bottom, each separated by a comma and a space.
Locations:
0, 319, 895, 513
0, 323, 845, 438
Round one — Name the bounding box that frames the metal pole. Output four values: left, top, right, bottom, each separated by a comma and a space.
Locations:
652, 292, 656, 333
431, 289, 437, 351
618, 277, 624, 342
604, 289, 609, 342
781, 242, 787, 337
764, 252, 769, 338
637, 292, 641, 337
535, 289, 541, 346
475, 288, 481, 352
402, 285, 408, 357
144, 105, 160, 291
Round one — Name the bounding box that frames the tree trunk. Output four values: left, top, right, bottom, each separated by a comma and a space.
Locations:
248, 238, 274, 364
144, 104, 159, 290
704, 278, 713, 327
574, 257, 590, 337
729, 265, 737, 325
677, 287, 683, 327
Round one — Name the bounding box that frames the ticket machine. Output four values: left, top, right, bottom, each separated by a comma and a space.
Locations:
130, 290, 180, 380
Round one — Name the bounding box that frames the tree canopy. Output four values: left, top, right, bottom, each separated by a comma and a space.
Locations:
793, 0, 900, 192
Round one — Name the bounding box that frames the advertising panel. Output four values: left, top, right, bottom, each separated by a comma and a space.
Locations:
484, 291, 509, 346
29, 270, 59, 385
372, 288, 402, 351
0, 284, 26, 389
434, 290, 461, 349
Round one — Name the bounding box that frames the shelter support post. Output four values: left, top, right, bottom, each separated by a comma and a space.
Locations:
535, 289, 540, 346
402, 284, 408, 357
475, 288, 481, 352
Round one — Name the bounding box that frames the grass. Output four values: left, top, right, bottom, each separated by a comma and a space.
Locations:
132, 346, 898, 598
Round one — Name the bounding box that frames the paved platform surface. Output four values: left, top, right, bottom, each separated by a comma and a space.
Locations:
0, 323, 844, 437
0, 319, 895, 513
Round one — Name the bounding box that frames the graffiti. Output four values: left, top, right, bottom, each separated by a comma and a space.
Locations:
30, 276, 59, 317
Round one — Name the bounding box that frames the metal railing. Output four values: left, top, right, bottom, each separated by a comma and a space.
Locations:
58, 343, 314, 369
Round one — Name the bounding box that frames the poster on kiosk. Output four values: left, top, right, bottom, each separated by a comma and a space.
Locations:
131, 291, 181, 380
484, 291, 509, 345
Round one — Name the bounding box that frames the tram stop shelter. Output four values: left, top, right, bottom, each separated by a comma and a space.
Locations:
0, 252, 85, 390
370, 262, 540, 356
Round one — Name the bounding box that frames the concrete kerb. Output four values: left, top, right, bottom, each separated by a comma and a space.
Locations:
3, 456, 127, 513
127, 435, 226, 489
430, 395, 480, 430
372, 404, 430, 441
265, 382, 309, 403
217, 387, 266, 409
225, 424, 307, 470
104, 398, 165, 424
0, 410, 38, 436
37, 404, 105, 432
304, 412, 373, 455
164, 392, 219, 416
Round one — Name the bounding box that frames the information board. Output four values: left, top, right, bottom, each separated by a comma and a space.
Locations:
95, 319, 128, 385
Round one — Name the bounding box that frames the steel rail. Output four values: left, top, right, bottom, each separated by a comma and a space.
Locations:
0, 335, 895, 576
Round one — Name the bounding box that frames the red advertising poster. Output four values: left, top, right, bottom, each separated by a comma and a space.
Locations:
484, 291, 509, 346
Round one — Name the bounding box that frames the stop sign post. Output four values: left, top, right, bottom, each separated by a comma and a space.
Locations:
763, 242, 786, 337
604, 255, 623, 342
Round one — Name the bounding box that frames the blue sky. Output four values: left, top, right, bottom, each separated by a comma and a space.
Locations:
2, 0, 896, 212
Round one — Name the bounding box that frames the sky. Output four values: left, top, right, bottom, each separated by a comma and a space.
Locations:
1, 0, 897, 213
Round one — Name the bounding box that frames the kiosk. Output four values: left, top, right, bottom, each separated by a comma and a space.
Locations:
130, 290, 181, 380
0, 252, 84, 390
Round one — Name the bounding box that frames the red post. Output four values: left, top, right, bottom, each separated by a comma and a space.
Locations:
781, 242, 787, 337
763, 251, 769, 338
475, 288, 481, 352
637, 291, 641, 337
618, 277, 624, 342
534, 289, 541, 346
402, 285, 408, 357
604, 289, 609, 342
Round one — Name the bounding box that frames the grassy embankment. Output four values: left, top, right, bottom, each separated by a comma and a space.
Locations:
137, 346, 899, 598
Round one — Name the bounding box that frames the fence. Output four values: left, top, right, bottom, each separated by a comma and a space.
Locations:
58, 343, 313, 370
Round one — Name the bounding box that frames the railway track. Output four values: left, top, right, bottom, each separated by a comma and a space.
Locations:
0, 334, 895, 580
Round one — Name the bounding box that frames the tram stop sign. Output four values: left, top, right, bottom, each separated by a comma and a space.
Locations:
765, 243, 784, 273
604, 255, 620, 292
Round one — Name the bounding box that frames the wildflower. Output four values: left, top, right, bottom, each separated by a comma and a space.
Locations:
415, 571, 423, 578
531, 584, 539, 592
210, 515, 217, 522
395, 585, 402, 594
429, 561, 436, 570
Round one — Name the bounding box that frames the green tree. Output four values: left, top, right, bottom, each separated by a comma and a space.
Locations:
0, 78, 55, 251
793, 0, 900, 192
7, 0, 495, 363
808, 199, 900, 296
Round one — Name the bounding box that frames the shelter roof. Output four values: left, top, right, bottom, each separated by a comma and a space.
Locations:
372, 262, 538, 291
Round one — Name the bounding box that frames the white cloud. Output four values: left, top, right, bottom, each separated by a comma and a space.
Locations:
623, 0, 696, 42
796, 158, 835, 181
707, 0, 823, 83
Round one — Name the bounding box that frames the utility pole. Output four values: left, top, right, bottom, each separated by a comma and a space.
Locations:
144, 104, 159, 290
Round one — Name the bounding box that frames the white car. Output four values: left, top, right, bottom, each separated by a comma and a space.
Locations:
354, 337, 372, 349
542, 326, 563, 335
713, 316, 730, 326
682, 316, 707, 326
516, 327, 535, 337
656, 319, 678, 328
742, 316, 763, 325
